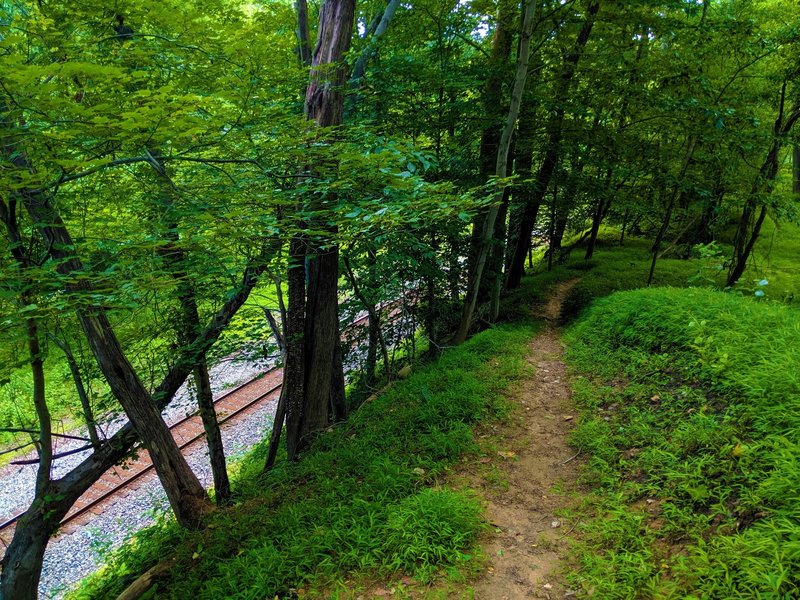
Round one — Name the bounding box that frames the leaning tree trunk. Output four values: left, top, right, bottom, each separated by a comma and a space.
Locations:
453, 0, 538, 344
0, 255, 266, 599
21, 191, 212, 527
728, 85, 800, 287
505, 0, 601, 290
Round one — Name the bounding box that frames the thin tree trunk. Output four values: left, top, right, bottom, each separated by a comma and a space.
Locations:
342, 254, 390, 384
453, 0, 538, 344
620, 207, 629, 246
584, 169, 614, 260
794, 145, 800, 195
193, 363, 231, 505
350, 0, 401, 84
648, 137, 698, 285
149, 151, 231, 507
505, 0, 601, 290
727, 85, 800, 286
296, 0, 312, 66
48, 332, 101, 447
467, 0, 516, 310
505, 101, 536, 275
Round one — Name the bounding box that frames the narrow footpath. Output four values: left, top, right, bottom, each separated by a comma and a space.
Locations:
471, 279, 582, 599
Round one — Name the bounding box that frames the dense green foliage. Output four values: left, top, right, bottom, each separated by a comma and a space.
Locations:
69, 319, 537, 599
3, 0, 800, 595
565, 287, 800, 598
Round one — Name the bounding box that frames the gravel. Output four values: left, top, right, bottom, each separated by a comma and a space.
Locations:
0, 354, 274, 599
39, 393, 279, 598
0, 310, 417, 599
0, 354, 272, 522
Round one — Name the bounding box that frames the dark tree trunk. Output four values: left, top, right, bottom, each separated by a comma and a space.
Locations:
296, 0, 312, 66
505, 102, 536, 274
584, 170, 614, 260
49, 334, 100, 447
193, 363, 231, 505
648, 138, 697, 285
284, 235, 308, 461
20, 180, 213, 530
150, 151, 231, 507
0, 255, 266, 597
467, 0, 516, 311
793, 145, 800, 195
301, 248, 341, 441
284, 0, 355, 457
506, 0, 601, 289
453, 0, 538, 344
728, 86, 800, 287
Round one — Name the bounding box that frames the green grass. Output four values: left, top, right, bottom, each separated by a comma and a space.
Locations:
564, 287, 800, 598
749, 218, 800, 304
69, 310, 542, 599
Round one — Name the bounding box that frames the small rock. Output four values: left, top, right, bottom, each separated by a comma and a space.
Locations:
551, 520, 561, 528
562, 415, 574, 421
412, 467, 426, 476
543, 583, 553, 590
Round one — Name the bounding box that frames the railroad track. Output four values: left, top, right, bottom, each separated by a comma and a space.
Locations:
0, 301, 412, 546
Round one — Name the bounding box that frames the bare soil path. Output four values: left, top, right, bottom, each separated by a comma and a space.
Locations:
470, 279, 582, 600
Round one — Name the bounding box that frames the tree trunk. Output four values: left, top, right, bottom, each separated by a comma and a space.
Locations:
0, 253, 266, 597
149, 151, 231, 507
49, 333, 101, 447
505, 101, 536, 275
350, 0, 401, 84
453, 0, 538, 344
467, 0, 516, 311
727, 86, 800, 287
21, 192, 212, 527
284, 0, 355, 458
584, 170, 614, 260
648, 137, 697, 285
295, 0, 312, 66
284, 235, 308, 461
193, 363, 231, 506
505, 0, 601, 290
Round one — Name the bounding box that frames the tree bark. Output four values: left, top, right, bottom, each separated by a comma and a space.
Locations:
728, 86, 800, 286
505, 0, 601, 290
296, 0, 312, 66
284, 0, 355, 458
453, 0, 538, 344
149, 151, 231, 507
466, 0, 516, 312
648, 137, 697, 285
49, 332, 101, 447
0, 252, 266, 598
350, 0, 402, 84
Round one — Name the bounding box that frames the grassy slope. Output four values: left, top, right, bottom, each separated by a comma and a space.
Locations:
563, 285, 800, 594
69, 278, 568, 599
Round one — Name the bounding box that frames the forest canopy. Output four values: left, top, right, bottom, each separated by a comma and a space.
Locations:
2, 0, 799, 597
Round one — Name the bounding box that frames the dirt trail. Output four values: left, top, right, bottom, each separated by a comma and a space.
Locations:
471, 279, 582, 599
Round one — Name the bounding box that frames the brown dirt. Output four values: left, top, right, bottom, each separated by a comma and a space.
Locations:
469, 278, 583, 600
340, 280, 584, 600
